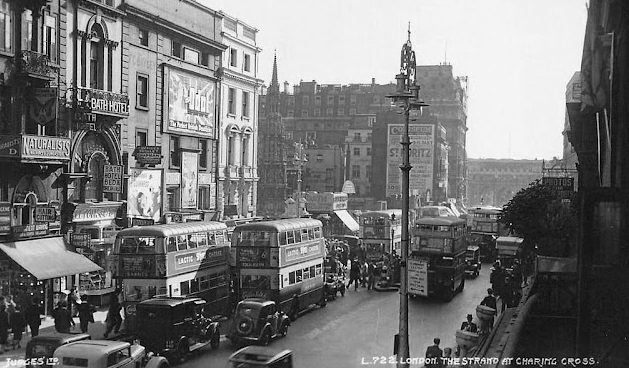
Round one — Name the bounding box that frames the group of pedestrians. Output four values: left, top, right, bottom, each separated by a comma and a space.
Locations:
0, 296, 42, 352
346, 258, 379, 291
490, 260, 524, 312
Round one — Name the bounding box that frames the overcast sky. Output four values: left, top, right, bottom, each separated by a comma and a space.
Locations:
202, 0, 588, 160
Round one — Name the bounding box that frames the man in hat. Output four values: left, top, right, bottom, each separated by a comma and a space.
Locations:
460, 314, 478, 333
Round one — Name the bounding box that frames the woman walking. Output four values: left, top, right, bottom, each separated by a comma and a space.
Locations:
0, 305, 9, 353
10, 306, 26, 349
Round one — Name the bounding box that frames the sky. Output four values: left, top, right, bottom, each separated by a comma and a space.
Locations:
202, 0, 588, 160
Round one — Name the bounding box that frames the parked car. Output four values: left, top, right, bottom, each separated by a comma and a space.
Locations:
136, 297, 220, 362
228, 299, 290, 347
53, 340, 168, 368
465, 245, 482, 277
25, 332, 91, 368
228, 346, 293, 368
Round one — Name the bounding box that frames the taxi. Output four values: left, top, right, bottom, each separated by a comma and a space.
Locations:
52, 340, 168, 368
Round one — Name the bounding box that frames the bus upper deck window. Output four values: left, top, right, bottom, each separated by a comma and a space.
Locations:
301, 229, 309, 242
137, 238, 155, 253
120, 238, 137, 253
177, 235, 187, 251
287, 231, 296, 244
208, 232, 217, 245
197, 233, 208, 247
279, 232, 287, 245
167, 237, 177, 252
314, 227, 322, 239
308, 228, 315, 240
188, 234, 198, 248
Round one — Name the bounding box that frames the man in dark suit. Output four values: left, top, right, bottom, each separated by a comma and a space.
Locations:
425, 337, 443, 368
460, 314, 478, 333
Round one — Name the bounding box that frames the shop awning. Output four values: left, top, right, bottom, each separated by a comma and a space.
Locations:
333, 210, 359, 233
0, 236, 102, 280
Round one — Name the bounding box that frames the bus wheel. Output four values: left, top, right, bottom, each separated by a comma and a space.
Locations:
458, 278, 465, 293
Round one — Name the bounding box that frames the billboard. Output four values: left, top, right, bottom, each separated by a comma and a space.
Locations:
128, 168, 162, 222
386, 124, 434, 198
181, 152, 198, 209
165, 68, 216, 138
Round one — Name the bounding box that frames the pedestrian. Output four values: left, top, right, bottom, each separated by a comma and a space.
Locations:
501, 276, 514, 312
53, 302, 72, 333
25, 298, 41, 337
479, 288, 497, 334
4, 296, 15, 326
77, 295, 95, 334
104, 289, 123, 338
0, 304, 8, 353
425, 337, 443, 368
9, 306, 25, 349
512, 260, 523, 288
361, 260, 368, 288
288, 293, 300, 321
68, 288, 79, 318
490, 261, 504, 300
443, 347, 454, 368
367, 262, 376, 290
347, 259, 361, 291
460, 314, 478, 333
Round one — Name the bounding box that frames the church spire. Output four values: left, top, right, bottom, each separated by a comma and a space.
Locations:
269, 50, 279, 94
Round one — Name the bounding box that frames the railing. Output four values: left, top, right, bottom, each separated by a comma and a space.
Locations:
17, 50, 58, 80
239, 166, 254, 178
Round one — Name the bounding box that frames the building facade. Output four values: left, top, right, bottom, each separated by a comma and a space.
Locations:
217, 12, 261, 220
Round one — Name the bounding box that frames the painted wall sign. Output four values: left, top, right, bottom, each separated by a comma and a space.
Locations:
165, 68, 216, 138
12, 223, 49, 238
35, 206, 56, 222
386, 124, 434, 197
76, 87, 129, 117
21, 135, 71, 161
103, 165, 123, 193
133, 146, 162, 165
0, 136, 20, 158
305, 192, 348, 212
73, 203, 120, 222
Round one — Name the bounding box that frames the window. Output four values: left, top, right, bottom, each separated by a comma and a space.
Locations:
338, 95, 345, 105
367, 132, 373, 141
313, 108, 321, 117
228, 88, 236, 115
315, 96, 321, 105
136, 130, 147, 147
325, 168, 333, 180
242, 91, 250, 118
139, 28, 148, 46
180, 280, 190, 295
198, 186, 211, 210
354, 132, 361, 141
287, 110, 294, 117
184, 47, 199, 64
199, 139, 208, 169
366, 165, 372, 179
301, 110, 308, 117
350, 95, 357, 105
90, 27, 105, 89
136, 74, 148, 108
317, 154, 323, 162
244, 54, 251, 72
170, 136, 180, 167
349, 109, 356, 115
302, 95, 309, 105
21, 10, 32, 51
353, 148, 360, 156
43, 15, 57, 63
167, 188, 179, 211
338, 108, 344, 116
367, 147, 372, 156
352, 165, 360, 178
230, 48, 237, 67
0, 1, 11, 52
172, 41, 181, 58
327, 95, 334, 105
326, 108, 333, 116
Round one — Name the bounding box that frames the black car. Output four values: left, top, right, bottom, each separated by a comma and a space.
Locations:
136, 297, 220, 361
228, 299, 290, 347
25, 332, 91, 368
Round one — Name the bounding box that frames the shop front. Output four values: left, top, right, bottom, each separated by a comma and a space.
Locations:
0, 236, 101, 315
306, 192, 359, 237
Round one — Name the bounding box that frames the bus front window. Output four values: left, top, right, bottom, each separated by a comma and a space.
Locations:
120, 237, 157, 254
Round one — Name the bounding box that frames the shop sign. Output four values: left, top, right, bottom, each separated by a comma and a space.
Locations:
165, 172, 180, 185
35, 206, 56, 222
70, 233, 91, 248
103, 165, 123, 193
0, 202, 11, 235
12, 223, 49, 238
73, 203, 120, 222
129, 218, 155, 227
76, 87, 129, 117
542, 177, 575, 199
133, 146, 162, 165
0, 136, 20, 158
21, 135, 71, 161
280, 242, 324, 267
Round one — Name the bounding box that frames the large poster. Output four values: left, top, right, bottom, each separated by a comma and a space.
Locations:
166, 68, 216, 138
181, 152, 198, 209
128, 168, 162, 222
386, 124, 434, 197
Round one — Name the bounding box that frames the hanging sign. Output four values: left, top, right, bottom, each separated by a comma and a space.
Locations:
103, 165, 123, 193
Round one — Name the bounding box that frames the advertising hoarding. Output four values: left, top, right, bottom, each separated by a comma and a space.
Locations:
408, 258, 428, 296
386, 124, 434, 198
127, 168, 162, 222
165, 68, 216, 138
181, 152, 198, 209
305, 192, 348, 212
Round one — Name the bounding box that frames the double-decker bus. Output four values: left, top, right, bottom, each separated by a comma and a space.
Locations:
358, 209, 403, 262
230, 218, 327, 317
469, 206, 507, 261
112, 221, 230, 332
409, 217, 468, 301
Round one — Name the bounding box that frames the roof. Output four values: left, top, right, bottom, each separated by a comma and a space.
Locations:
473, 207, 503, 214
138, 297, 205, 307
233, 218, 323, 232
359, 209, 403, 218
229, 346, 292, 364
29, 333, 91, 345
496, 236, 524, 245
467, 245, 480, 251
54, 340, 130, 356
415, 217, 466, 226
116, 221, 227, 238
238, 298, 275, 308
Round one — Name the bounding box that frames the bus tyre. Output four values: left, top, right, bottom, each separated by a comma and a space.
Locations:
210, 328, 220, 350
458, 278, 465, 292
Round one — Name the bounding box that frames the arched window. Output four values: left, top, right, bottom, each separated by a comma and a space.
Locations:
85, 152, 107, 202
90, 24, 105, 89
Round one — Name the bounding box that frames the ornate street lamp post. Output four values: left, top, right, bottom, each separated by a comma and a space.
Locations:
386, 26, 428, 368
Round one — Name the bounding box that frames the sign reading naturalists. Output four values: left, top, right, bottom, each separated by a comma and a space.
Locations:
386, 124, 434, 197
103, 165, 123, 193
166, 68, 216, 138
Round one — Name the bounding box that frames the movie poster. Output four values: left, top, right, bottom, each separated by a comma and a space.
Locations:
128, 168, 162, 222
181, 152, 198, 209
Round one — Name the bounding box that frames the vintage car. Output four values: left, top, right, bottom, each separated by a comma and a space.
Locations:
25, 332, 91, 368
53, 340, 168, 368
465, 245, 482, 277
136, 297, 221, 361
324, 273, 346, 299
228, 346, 293, 368
228, 299, 290, 347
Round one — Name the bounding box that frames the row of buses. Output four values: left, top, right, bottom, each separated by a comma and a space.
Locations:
112, 218, 327, 332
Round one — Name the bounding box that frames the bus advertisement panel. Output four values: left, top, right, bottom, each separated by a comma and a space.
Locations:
280, 242, 325, 267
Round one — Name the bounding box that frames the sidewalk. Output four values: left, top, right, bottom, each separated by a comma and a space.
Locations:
0, 309, 110, 368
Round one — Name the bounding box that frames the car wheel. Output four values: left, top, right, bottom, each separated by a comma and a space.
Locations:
210, 328, 220, 350
341, 288, 345, 297
279, 322, 289, 337
260, 330, 271, 346
177, 343, 189, 363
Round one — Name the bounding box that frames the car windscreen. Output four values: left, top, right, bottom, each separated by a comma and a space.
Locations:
29, 342, 55, 357
61, 357, 89, 367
